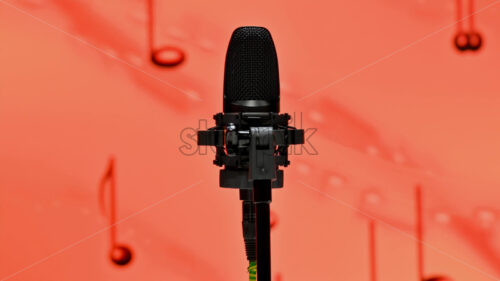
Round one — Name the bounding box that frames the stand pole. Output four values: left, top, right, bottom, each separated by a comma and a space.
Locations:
254, 180, 272, 281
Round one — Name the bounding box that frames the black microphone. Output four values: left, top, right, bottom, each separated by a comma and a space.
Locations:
223, 26, 280, 113
198, 26, 303, 281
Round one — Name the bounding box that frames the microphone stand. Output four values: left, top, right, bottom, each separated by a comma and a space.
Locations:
198, 112, 303, 281
254, 180, 272, 281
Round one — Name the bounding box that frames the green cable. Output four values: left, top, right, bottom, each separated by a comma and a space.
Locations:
248, 261, 257, 281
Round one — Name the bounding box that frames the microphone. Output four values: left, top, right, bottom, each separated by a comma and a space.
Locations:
198, 26, 304, 281
223, 26, 280, 113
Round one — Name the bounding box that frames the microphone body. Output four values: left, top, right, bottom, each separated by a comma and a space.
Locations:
197, 26, 304, 281
223, 26, 280, 113
198, 26, 303, 189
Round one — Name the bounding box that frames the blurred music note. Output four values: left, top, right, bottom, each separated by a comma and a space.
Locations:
368, 219, 377, 281
270, 210, 279, 230
453, 0, 482, 51
99, 157, 133, 266
466, 0, 482, 51
454, 0, 468, 51
147, 0, 185, 67
415, 185, 452, 281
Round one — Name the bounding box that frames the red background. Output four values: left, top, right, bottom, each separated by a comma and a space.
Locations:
1, 0, 500, 280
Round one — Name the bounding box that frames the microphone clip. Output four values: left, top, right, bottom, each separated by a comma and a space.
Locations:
197, 112, 304, 189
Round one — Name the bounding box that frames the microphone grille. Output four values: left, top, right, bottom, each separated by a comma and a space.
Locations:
224, 26, 280, 104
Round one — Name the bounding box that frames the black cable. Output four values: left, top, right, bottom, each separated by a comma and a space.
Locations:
240, 190, 256, 262
254, 180, 272, 281
241, 189, 257, 280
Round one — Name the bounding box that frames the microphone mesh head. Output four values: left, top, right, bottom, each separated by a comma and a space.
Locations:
223, 26, 280, 110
